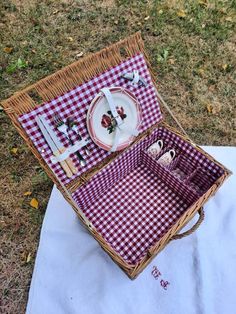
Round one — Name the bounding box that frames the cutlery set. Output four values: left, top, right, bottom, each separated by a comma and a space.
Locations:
35, 70, 147, 177
36, 114, 90, 178
66, 117, 90, 156
54, 114, 87, 167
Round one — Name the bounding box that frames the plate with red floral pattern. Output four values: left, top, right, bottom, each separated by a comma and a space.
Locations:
87, 87, 142, 151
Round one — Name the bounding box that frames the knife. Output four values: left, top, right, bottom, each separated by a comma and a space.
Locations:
39, 115, 78, 175
36, 115, 78, 177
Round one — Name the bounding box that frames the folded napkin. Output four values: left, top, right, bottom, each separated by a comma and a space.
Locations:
26, 147, 236, 314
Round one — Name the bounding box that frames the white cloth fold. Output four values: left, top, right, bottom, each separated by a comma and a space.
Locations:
26, 147, 236, 314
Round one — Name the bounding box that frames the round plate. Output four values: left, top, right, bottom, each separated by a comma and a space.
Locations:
87, 87, 142, 151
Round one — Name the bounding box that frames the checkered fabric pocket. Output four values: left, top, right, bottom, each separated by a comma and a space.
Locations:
187, 167, 219, 195
169, 155, 198, 181
140, 150, 199, 204
18, 53, 162, 185
72, 126, 225, 264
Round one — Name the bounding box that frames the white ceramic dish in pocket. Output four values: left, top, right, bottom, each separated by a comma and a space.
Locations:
87, 87, 142, 151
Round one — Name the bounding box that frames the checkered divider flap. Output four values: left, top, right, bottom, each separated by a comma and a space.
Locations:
18, 53, 163, 185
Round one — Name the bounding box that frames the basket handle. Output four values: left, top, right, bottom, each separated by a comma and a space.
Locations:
171, 207, 204, 241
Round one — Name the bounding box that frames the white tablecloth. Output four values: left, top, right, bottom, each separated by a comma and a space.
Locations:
26, 147, 236, 314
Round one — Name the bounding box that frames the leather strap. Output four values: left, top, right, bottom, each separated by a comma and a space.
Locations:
132, 70, 140, 85
101, 88, 123, 127
101, 88, 139, 152
50, 138, 88, 163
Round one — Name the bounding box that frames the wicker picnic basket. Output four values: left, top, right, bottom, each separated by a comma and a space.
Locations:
2, 32, 231, 279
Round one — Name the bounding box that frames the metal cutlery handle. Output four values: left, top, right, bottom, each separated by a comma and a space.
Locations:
75, 151, 86, 167
67, 136, 86, 167
70, 124, 91, 156
84, 147, 91, 156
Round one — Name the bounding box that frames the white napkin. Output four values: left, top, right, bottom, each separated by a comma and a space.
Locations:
26, 147, 236, 314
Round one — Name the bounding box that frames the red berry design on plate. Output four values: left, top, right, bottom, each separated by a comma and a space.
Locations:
101, 106, 127, 134
101, 114, 112, 128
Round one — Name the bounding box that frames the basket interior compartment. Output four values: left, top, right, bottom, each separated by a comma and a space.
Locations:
169, 155, 198, 181
73, 156, 193, 265
72, 126, 225, 265
187, 167, 219, 195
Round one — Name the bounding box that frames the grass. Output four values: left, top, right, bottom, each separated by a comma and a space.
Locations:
0, 0, 235, 312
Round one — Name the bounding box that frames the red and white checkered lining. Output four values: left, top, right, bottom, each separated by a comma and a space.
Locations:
72, 126, 225, 265
18, 53, 162, 185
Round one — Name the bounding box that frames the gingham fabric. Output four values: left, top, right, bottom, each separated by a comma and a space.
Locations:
18, 53, 162, 185
187, 167, 218, 195
158, 128, 225, 176
72, 126, 225, 265
169, 154, 198, 179
74, 126, 224, 209
140, 151, 199, 204
74, 144, 142, 209
79, 165, 189, 265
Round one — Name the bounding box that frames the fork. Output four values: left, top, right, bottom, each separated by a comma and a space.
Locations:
54, 114, 86, 167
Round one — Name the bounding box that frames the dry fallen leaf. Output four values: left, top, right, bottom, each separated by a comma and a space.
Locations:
67, 37, 74, 42
26, 253, 32, 263
3, 47, 13, 53
198, 0, 208, 6
30, 198, 39, 209
206, 102, 222, 114
198, 68, 205, 77
212, 102, 222, 115
21, 251, 32, 263
24, 191, 32, 196
208, 85, 216, 92
225, 16, 233, 22
220, 7, 227, 14
222, 64, 228, 71
76, 51, 84, 58
10, 147, 18, 154
144, 16, 150, 21
168, 58, 175, 65
207, 103, 213, 113
177, 10, 186, 18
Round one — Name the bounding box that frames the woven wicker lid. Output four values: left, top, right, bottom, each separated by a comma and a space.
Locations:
2, 33, 166, 188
